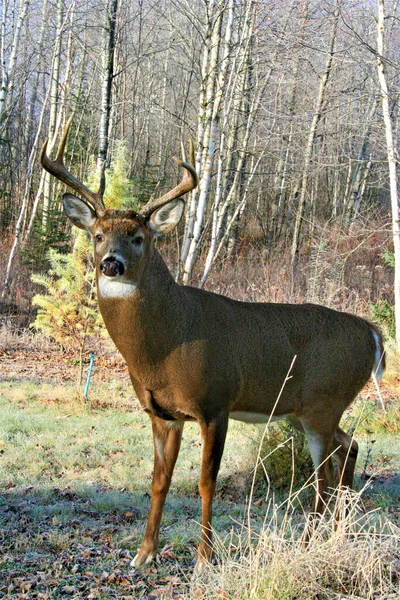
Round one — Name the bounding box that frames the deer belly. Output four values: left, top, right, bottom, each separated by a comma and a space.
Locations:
229, 411, 285, 424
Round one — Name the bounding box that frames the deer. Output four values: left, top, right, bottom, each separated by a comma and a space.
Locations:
40, 118, 385, 569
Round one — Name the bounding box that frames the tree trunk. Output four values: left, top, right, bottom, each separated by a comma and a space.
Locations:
180, 0, 223, 272
347, 99, 378, 220
181, 0, 226, 283
97, 0, 118, 171
376, 0, 400, 350
0, 0, 30, 126
23, 0, 48, 157
42, 0, 64, 229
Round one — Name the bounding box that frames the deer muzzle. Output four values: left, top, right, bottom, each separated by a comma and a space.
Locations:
100, 256, 125, 277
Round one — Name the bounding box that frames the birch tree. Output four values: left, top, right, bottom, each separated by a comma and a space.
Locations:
180, 0, 226, 280
97, 0, 118, 170
2, 90, 49, 296
376, 0, 400, 350
0, 0, 30, 126
42, 0, 64, 229
200, 0, 260, 285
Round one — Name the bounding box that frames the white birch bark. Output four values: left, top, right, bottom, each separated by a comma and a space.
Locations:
180, 0, 222, 267
270, 69, 297, 240
347, 99, 378, 220
185, 0, 297, 284
182, 0, 233, 284
97, 0, 118, 170
42, 0, 64, 228
23, 0, 48, 152
24, 2, 75, 244
157, 16, 173, 179
376, 0, 400, 350
200, 0, 278, 284
0, 0, 30, 125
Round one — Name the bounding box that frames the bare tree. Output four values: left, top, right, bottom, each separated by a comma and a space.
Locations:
42, 0, 65, 229
0, 0, 30, 125
376, 0, 400, 350
97, 0, 118, 170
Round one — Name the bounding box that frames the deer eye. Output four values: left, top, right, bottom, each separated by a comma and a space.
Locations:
95, 234, 104, 243
132, 236, 144, 246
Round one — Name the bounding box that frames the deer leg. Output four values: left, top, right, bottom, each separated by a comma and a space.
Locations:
301, 418, 336, 542
196, 414, 229, 567
332, 426, 358, 521
332, 426, 358, 488
132, 417, 183, 568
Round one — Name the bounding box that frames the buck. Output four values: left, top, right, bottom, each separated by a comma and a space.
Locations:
41, 119, 385, 569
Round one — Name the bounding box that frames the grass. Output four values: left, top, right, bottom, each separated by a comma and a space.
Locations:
201, 509, 400, 599
0, 379, 399, 598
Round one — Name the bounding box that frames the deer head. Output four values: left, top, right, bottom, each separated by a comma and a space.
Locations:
40, 117, 198, 296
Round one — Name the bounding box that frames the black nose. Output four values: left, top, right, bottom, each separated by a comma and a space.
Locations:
100, 257, 125, 277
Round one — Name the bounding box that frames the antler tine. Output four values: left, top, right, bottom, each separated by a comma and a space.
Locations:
55, 114, 73, 164
140, 137, 198, 219
40, 117, 106, 214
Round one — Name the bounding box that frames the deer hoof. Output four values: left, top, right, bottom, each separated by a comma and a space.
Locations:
130, 550, 155, 569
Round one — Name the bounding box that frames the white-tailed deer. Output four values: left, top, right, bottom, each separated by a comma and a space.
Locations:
41, 118, 385, 568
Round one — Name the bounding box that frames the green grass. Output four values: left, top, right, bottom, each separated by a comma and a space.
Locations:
1, 380, 399, 520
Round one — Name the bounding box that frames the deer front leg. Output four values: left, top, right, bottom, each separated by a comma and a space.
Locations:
196, 414, 229, 567
131, 417, 183, 568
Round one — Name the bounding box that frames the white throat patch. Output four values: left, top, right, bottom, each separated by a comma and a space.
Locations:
98, 276, 137, 298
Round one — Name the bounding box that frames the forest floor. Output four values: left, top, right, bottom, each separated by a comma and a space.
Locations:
0, 342, 399, 599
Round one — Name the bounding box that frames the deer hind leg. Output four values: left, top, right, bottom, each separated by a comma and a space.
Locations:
332, 426, 358, 488
196, 414, 229, 567
301, 418, 336, 542
290, 417, 358, 491
331, 426, 359, 521
131, 417, 183, 569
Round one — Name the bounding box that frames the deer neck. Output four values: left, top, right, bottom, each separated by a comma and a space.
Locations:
97, 249, 186, 384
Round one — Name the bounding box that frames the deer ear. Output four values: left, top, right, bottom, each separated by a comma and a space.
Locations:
62, 193, 97, 230
147, 199, 185, 234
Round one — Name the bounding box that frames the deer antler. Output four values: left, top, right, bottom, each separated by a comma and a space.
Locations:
40, 116, 107, 215
139, 138, 198, 219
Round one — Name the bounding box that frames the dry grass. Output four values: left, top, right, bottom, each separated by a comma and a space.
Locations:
192, 491, 400, 599
0, 317, 55, 352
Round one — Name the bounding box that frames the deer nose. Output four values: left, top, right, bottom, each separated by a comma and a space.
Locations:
100, 256, 125, 277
